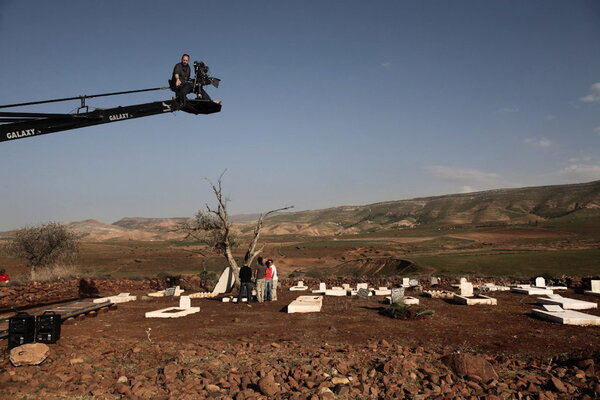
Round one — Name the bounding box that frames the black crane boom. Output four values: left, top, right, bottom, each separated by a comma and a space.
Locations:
0, 99, 221, 143
0, 60, 222, 143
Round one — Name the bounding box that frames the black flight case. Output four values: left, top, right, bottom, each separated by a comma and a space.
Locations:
8, 312, 35, 349
35, 311, 61, 344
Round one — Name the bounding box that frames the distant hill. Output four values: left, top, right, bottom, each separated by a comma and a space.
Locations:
1, 180, 598, 240
242, 180, 600, 236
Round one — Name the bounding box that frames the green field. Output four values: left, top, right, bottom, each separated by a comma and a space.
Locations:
410, 248, 600, 278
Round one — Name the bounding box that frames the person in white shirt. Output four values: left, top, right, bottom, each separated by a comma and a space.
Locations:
268, 258, 279, 301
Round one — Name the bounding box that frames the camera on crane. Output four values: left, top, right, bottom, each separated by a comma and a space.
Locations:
193, 61, 220, 88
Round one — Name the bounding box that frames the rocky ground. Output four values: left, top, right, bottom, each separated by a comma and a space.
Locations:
1, 281, 600, 399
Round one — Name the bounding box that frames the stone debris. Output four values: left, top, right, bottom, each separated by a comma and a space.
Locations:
9, 343, 50, 367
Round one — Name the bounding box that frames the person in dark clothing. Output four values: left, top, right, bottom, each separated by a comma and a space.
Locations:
171, 53, 193, 106
255, 256, 268, 303
237, 264, 254, 303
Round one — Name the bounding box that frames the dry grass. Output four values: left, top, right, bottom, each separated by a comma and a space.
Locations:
28, 264, 82, 282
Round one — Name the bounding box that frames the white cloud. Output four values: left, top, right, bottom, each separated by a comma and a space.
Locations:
524, 137, 552, 148
380, 62, 391, 68
556, 162, 600, 182
579, 82, 600, 103
544, 115, 556, 121
499, 107, 519, 113
595, 126, 600, 134
460, 186, 475, 193
424, 165, 502, 187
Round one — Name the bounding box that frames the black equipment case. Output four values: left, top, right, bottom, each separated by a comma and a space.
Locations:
8, 312, 35, 349
35, 311, 61, 344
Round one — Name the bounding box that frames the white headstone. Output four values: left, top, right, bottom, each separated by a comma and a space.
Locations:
319, 282, 327, 291
402, 278, 410, 286
212, 267, 235, 294
431, 277, 439, 285
409, 279, 419, 287
357, 283, 368, 290
297, 281, 304, 287
591, 280, 600, 293
460, 282, 474, 297
179, 296, 191, 309
342, 283, 350, 290
535, 277, 546, 287
460, 277, 467, 284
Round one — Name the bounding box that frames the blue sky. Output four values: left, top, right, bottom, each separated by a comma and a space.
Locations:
0, 0, 599, 231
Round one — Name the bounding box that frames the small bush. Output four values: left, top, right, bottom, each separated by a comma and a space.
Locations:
379, 301, 435, 320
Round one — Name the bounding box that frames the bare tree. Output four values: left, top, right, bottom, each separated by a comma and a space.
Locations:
177, 172, 292, 286
7, 222, 80, 272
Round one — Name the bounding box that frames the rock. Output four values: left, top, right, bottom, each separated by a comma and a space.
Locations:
70, 358, 84, 364
550, 376, 567, 393
331, 376, 350, 385
117, 376, 128, 384
319, 387, 335, 400
258, 375, 279, 396
9, 343, 50, 366
443, 353, 498, 382
206, 384, 220, 392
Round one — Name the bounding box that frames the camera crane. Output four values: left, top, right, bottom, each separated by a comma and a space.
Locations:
0, 61, 221, 143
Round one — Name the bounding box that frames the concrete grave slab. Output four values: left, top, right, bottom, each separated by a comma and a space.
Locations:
325, 289, 347, 296
453, 294, 497, 306
312, 282, 327, 294
342, 284, 351, 290
148, 286, 184, 297
511, 286, 554, 295
533, 306, 600, 326
93, 293, 137, 304
537, 295, 597, 310
288, 296, 323, 313
386, 296, 419, 305
479, 283, 511, 292
423, 290, 455, 299
374, 287, 391, 296
145, 295, 199, 318
289, 281, 308, 291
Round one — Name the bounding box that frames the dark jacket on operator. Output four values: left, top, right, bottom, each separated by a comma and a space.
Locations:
172, 62, 190, 82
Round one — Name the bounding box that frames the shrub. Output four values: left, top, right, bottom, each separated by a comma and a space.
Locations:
379, 301, 435, 320
7, 222, 80, 271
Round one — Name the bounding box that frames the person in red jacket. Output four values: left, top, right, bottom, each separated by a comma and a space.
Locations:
0, 269, 10, 284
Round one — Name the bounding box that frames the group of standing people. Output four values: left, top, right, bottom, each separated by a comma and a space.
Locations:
237, 257, 278, 303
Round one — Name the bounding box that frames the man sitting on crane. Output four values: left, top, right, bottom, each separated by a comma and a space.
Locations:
171, 53, 194, 106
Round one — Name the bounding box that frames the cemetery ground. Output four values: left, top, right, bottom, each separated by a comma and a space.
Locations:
1, 286, 600, 399
1, 221, 600, 398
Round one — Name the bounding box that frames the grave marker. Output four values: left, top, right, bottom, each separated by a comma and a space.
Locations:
164, 287, 176, 297
357, 288, 370, 298
535, 277, 546, 287
391, 288, 405, 304
431, 277, 439, 285
459, 282, 474, 297
409, 279, 419, 287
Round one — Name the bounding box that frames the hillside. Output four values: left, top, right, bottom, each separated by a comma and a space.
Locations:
1, 180, 598, 240
245, 180, 600, 236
